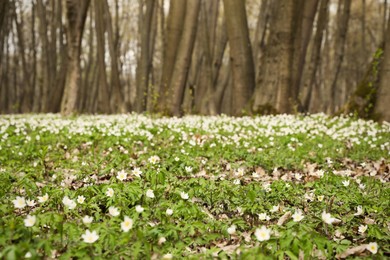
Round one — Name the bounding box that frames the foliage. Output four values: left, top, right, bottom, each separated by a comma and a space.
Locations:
0, 114, 389, 259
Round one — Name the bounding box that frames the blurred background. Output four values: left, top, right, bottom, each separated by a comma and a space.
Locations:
0, 0, 389, 120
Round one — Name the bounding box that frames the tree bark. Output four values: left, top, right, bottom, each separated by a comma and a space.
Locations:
223, 0, 255, 115
169, 0, 201, 116
376, 15, 390, 122
61, 0, 90, 115
103, 0, 125, 113
252, 0, 297, 114
158, 0, 186, 114
94, 0, 111, 113
136, 0, 156, 113
301, 0, 329, 112
329, 0, 352, 113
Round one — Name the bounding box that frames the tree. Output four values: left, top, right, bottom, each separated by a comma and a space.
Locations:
158, 0, 186, 114
329, 0, 352, 113
61, 0, 90, 115
375, 14, 390, 122
252, 0, 299, 114
223, 0, 255, 115
168, 0, 201, 116
136, 0, 156, 112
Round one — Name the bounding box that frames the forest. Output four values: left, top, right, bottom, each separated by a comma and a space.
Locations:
1, 1, 390, 259
0, 0, 389, 120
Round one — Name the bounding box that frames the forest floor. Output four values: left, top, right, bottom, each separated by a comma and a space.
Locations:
0, 114, 389, 259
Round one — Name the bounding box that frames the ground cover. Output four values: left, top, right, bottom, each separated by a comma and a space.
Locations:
0, 114, 389, 259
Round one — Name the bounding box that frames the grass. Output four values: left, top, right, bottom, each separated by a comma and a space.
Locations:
0, 113, 389, 259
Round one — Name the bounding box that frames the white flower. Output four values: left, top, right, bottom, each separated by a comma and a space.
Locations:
359, 184, 366, 190
25, 252, 32, 258
146, 189, 155, 198
77, 195, 86, 204
148, 155, 160, 164
132, 167, 142, 177
13, 196, 26, 209
108, 206, 120, 217
354, 205, 363, 216
62, 196, 77, 210
24, 215, 36, 227
358, 225, 368, 234
81, 230, 99, 243
292, 210, 304, 222
82, 215, 93, 224
321, 211, 339, 225
166, 208, 173, 216
317, 195, 324, 202
106, 188, 114, 197
295, 173, 303, 181
180, 192, 189, 200
158, 237, 166, 245
162, 253, 173, 259
342, 180, 350, 187
116, 170, 127, 181
227, 224, 236, 235
174, 157, 180, 162
315, 170, 325, 178
254, 226, 271, 241
258, 213, 271, 221
270, 205, 279, 213
135, 205, 144, 213
235, 168, 245, 177
233, 179, 241, 185
262, 183, 272, 192
121, 216, 133, 232
304, 192, 315, 202
185, 166, 193, 173
37, 193, 49, 203
366, 242, 378, 254
26, 199, 36, 207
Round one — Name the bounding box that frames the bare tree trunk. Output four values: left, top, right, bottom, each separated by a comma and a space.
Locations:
0, 0, 10, 113
61, 0, 90, 115
136, 0, 155, 113
95, 0, 111, 113
12, 1, 31, 112
103, 0, 125, 113
294, 0, 319, 109
196, 0, 221, 115
252, 0, 297, 114
375, 15, 390, 122
158, 0, 186, 114
329, 0, 352, 113
223, 0, 255, 115
301, 0, 329, 112
169, 0, 201, 116
49, 1, 67, 113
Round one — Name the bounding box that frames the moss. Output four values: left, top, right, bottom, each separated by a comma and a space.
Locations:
340, 46, 384, 120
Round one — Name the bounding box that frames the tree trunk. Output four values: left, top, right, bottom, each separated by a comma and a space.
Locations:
61, 0, 90, 115
169, 0, 201, 116
301, 0, 329, 112
294, 0, 319, 109
136, 0, 156, 113
95, 0, 111, 113
103, 0, 125, 113
223, 0, 255, 115
158, 0, 186, 114
252, 0, 297, 114
376, 15, 390, 122
329, 0, 352, 113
